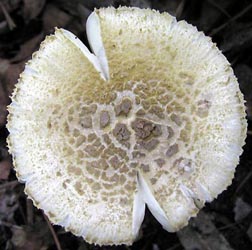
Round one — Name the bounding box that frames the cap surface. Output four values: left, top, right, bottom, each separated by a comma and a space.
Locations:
7, 7, 247, 246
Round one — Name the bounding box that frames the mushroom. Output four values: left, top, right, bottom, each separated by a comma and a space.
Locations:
6, 7, 247, 246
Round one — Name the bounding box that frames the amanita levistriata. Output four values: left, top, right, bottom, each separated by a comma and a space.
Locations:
7, 7, 247, 245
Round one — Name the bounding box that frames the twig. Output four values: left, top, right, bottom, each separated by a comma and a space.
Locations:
43, 213, 62, 250
26, 199, 34, 225
207, 0, 231, 18
0, 220, 22, 229
0, 180, 19, 191
18, 200, 27, 224
177, 211, 234, 250
247, 130, 252, 136
0, 2, 16, 30
175, 0, 186, 19
166, 243, 181, 250
218, 222, 239, 231
210, 2, 252, 36
235, 170, 252, 195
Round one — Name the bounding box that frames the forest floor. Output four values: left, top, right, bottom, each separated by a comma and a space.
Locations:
0, 1, 252, 250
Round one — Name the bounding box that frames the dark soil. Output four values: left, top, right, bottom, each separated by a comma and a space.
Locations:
0, 1, 252, 250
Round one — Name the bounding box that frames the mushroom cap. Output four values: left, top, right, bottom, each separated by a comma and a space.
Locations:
7, 7, 247, 246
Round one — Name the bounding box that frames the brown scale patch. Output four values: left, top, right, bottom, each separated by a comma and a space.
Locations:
167, 126, 174, 139
174, 101, 186, 113
135, 96, 141, 105
102, 134, 112, 145
77, 150, 84, 158
173, 157, 193, 173
128, 169, 137, 177
80, 104, 97, 116
47, 120, 52, 129
132, 151, 146, 158
52, 105, 61, 115
63, 122, 70, 133
155, 158, 165, 167
109, 173, 119, 182
48, 211, 56, 218
100, 110, 110, 128
141, 99, 151, 110
170, 114, 182, 126
123, 81, 134, 90
56, 171, 62, 176
85, 176, 95, 185
149, 105, 165, 119
109, 155, 121, 169
84, 145, 99, 157
113, 123, 131, 141
119, 174, 127, 184
124, 183, 135, 192
166, 105, 173, 114
158, 93, 172, 105
166, 144, 179, 157
86, 133, 96, 143
80, 116, 92, 128
104, 92, 117, 104
131, 118, 155, 139
74, 181, 84, 195
67, 165, 82, 176
75, 135, 86, 147
139, 138, 160, 151
102, 143, 128, 160
102, 196, 108, 202
90, 159, 105, 169
103, 145, 116, 157
62, 147, 74, 156
90, 104, 98, 113
141, 163, 150, 172
114, 98, 133, 116
93, 138, 102, 147
73, 129, 80, 137
120, 197, 128, 205
180, 129, 190, 143
68, 106, 74, 115
103, 182, 115, 190
86, 165, 101, 177
92, 183, 101, 191
116, 147, 128, 160
122, 141, 131, 149
129, 162, 138, 168
68, 138, 75, 144
152, 124, 162, 136
150, 178, 157, 185
119, 164, 129, 173
136, 109, 146, 116
62, 179, 71, 189
197, 99, 211, 118
110, 197, 115, 203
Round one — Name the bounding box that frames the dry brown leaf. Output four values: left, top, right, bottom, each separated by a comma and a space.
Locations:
0, 190, 19, 222
11, 33, 44, 63
0, 80, 8, 127
177, 211, 234, 250
235, 64, 252, 120
3, 61, 25, 97
22, 0, 46, 21
130, 0, 151, 8
234, 197, 252, 222
0, 0, 22, 22
43, 4, 72, 33
11, 226, 47, 250
0, 159, 12, 180
247, 223, 252, 242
